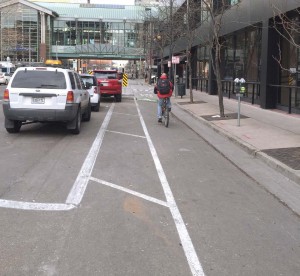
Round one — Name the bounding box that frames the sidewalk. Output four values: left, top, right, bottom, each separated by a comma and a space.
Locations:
172, 88, 300, 185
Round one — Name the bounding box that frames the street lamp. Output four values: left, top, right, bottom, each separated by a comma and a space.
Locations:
169, 0, 173, 82
55, 40, 60, 60
145, 8, 152, 84
123, 18, 127, 55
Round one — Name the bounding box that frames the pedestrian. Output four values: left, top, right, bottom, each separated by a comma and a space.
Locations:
144, 73, 148, 83
154, 73, 173, 122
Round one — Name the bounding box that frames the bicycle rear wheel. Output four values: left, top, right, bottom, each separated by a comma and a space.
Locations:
164, 107, 169, 127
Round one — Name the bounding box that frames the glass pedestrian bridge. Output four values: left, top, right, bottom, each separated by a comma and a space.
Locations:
0, 1, 149, 63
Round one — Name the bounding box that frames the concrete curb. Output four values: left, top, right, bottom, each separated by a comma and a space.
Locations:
174, 102, 300, 185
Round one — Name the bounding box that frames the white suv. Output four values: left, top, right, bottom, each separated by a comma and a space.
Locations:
80, 74, 101, 111
2, 67, 91, 134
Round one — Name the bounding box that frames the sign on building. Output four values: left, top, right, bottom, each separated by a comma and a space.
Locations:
172, 56, 180, 64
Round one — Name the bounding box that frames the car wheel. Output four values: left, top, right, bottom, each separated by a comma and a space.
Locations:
5, 120, 22, 133
69, 107, 81, 134
82, 102, 91, 121
115, 94, 122, 102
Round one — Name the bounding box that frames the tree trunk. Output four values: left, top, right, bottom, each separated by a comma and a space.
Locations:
215, 43, 225, 117
187, 50, 194, 103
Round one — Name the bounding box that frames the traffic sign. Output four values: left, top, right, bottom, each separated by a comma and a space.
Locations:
172, 56, 180, 64
122, 73, 128, 87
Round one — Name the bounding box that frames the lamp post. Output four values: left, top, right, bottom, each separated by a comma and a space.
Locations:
123, 18, 126, 49
55, 40, 60, 60
154, 34, 163, 76
169, 0, 173, 82
145, 8, 152, 84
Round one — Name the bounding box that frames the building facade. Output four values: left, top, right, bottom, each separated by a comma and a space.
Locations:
0, 0, 146, 71
169, 0, 300, 114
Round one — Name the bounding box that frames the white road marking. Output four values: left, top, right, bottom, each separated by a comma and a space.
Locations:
113, 112, 139, 116
90, 177, 168, 207
106, 129, 146, 139
66, 103, 115, 205
0, 199, 75, 211
134, 98, 205, 276
137, 98, 157, 103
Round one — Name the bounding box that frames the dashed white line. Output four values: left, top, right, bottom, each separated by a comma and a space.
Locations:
90, 177, 168, 207
134, 98, 205, 276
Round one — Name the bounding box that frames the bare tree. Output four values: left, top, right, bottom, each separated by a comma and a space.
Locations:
270, 0, 300, 82
199, 0, 241, 117
184, 0, 203, 103
141, 0, 183, 82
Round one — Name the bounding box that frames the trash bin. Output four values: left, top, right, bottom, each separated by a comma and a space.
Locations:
177, 83, 186, 98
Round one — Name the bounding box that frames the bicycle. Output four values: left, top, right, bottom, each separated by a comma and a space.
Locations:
161, 97, 170, 127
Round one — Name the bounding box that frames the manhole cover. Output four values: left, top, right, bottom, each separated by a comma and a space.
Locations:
262, 147, 300, 170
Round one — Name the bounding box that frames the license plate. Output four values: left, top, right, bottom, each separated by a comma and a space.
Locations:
32, 97, 45, 104
102, 83, 109, 86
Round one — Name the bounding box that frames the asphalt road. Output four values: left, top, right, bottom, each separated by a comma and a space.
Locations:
0, 82, 299, 276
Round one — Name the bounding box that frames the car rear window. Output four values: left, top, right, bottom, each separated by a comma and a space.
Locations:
81, 76, 97, 86
94, 72, 117, 79
11, 70, 67, 89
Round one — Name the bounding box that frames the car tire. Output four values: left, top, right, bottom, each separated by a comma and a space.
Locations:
5, 119, 22, 133
93, 101, 100, 112
82, 102, 91, 121
69, 107, 81, 134
115, 94, 122, 102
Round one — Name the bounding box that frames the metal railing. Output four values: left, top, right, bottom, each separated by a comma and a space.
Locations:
269, 84, 300, 114
191, 77, 209, 92
221, 80, 260, 105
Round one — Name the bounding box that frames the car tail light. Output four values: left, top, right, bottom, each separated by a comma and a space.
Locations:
67, 91, 74, 103
3, 89, 9, 101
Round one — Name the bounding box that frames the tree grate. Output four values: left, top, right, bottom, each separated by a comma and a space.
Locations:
262, 147, 300, 170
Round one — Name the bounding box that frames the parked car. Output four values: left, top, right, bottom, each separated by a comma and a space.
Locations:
0, 72, 12, 85
93, 69, 122, 102
2, 66, 91, 134
80, 73, 101, 111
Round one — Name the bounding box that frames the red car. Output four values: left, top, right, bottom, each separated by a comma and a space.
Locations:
93, 70, 122, 102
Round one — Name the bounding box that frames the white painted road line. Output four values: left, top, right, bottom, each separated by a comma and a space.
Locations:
134, 98, 205, 276
66, 103, 115, 206
90, 177, 169, 207
113, 112, 139, 116
0, 199, 75, 211
106, 129, 146, 139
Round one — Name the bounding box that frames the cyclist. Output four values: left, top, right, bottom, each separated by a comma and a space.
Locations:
154, 73, 173, 122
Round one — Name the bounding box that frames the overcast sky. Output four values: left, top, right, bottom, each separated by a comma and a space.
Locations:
92, 0, 135, 4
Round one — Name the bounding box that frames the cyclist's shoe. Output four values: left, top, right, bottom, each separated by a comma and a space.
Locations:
168, 107, 171, 112
158, 117, 162, 123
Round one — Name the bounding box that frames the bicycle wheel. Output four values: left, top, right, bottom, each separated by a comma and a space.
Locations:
164, 106, 169, 127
